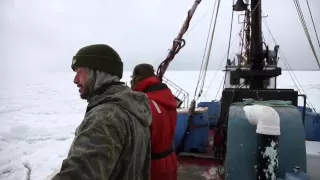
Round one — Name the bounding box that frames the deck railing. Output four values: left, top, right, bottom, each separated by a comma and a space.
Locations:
162, 76, 189, 108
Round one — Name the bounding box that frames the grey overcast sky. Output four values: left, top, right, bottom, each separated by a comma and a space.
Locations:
1, 0, 319, 73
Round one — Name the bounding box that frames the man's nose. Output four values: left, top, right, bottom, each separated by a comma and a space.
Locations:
73, 75, 78, 84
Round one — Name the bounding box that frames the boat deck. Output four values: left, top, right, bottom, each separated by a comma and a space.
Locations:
177, 129, 223, 180
178, 156, 222, 180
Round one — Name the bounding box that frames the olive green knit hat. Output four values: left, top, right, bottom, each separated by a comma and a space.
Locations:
71, 44, 123, 79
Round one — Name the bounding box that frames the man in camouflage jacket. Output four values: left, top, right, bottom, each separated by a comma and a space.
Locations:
49, 44, 152, 180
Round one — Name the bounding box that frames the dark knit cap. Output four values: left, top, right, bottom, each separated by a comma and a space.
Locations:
71, 44, 123, 79
132, 63, 155, 78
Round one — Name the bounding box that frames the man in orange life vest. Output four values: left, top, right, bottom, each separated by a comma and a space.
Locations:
131, 63, 178, 180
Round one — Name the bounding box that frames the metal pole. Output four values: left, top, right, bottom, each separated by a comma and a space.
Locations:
256, 133, 279, 180
250, 0, 264, 89
298, 94, 307, 125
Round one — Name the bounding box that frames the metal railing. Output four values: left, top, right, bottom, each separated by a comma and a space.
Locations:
162, 76, 189, 108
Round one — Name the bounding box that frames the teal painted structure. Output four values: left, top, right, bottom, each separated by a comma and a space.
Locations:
225, 104, 307, 180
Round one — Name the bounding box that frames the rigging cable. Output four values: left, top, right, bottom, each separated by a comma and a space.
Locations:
193, 0, 222, 101
185, 12, 209, 36
194, 0, 218, 100
214, 73, 226, 100
185, 0, 211, 37
293, 0, 320, 67
203, 1, 263, 100
221, 0, 236, 97
185, 0, 223, 37
201, 27, 242, 100
305, 0, 320, 50
262, 17, 316, 111
156, 0, 202, 82
227, 0, 236, 60
196, 0, 221, 100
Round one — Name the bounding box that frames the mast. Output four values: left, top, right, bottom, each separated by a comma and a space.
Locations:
232, 0, 281, 90
243, 5, 251, 66
250, 0, 264, 89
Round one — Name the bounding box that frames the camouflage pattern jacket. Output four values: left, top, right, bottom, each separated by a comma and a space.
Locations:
52, 83, 152, 180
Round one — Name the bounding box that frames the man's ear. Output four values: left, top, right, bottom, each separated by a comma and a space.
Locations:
130, 79, 134, 89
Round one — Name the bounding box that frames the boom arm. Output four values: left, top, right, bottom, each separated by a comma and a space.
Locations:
156, 0, 202, 81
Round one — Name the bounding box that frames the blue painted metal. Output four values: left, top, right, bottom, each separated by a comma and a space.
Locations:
304, 112, 320, 141
174, 111, 188, 147
297, 106, 313, 113
174, 108, 210, 153
197, 101, 221, 127
225, 104, 307, 180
